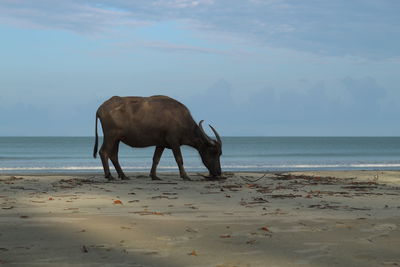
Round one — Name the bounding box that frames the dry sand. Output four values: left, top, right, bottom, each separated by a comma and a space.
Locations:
0, 171, 399, 266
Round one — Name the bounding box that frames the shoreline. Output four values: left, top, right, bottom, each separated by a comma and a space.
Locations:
1, 169, 400, 183
0, 168, 400, 176
1, 171, 399, 266
2, 168, 400, 174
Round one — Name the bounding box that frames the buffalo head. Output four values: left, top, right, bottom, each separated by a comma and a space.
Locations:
198, 120, 222, 177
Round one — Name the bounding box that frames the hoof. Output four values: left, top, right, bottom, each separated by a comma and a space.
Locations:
204, 175, 225, 181
150, 175, 162, 180
119, 175, 130, 180
182, 176, 191, 181
105, 174, 115, 181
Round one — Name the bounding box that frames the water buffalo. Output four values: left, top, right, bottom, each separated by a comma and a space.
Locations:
93, 95, 222, 180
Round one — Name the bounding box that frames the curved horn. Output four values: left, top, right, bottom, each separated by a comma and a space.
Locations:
209, 124, 222, 146
199, 120, 214, 145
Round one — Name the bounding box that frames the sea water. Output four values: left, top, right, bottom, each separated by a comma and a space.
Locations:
1, 137, 400, 173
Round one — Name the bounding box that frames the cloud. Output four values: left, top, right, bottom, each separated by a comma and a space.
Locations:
0, 75, 395, 136
338, 76, 386, 122
0, 0, 399, 59
180, 76, 393, 135
0, 1, 148, 34
151, 0, 215, 9
342, 76, 384, 104
116, 40, 250, 56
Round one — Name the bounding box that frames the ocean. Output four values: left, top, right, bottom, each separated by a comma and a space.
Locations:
1, 137, 400, 173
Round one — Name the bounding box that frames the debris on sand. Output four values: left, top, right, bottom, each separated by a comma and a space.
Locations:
52, 178, 99, 189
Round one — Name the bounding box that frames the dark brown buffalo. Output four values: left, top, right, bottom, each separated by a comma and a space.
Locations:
93, 95, 222, 180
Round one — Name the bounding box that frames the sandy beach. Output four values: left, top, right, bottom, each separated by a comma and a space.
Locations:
1, 171, 399, 266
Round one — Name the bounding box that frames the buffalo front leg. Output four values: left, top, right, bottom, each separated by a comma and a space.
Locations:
150, 146, 165, 180
172, 146, 190, 181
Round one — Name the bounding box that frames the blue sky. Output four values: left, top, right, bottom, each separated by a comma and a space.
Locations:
0, 0, 399, 136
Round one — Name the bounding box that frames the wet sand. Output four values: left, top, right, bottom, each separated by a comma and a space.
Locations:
1, 171, 399, 266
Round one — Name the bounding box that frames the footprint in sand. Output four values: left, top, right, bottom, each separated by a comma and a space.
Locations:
156, 235, 192, 245
372, 223, 397, 231
125, 248, 169, 258
294, 242, 335, 264
358, 223, 397, 244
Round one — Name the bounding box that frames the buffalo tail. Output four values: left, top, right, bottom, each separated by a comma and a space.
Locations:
93, 112, 99, 158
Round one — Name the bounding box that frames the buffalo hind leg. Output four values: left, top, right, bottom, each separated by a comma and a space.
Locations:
99, 139, 115, 180
150, 146, 165, 180
109, 141, 129, 180
172, 146, 190, 181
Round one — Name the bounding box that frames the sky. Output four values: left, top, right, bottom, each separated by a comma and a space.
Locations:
0, 0, 399, 136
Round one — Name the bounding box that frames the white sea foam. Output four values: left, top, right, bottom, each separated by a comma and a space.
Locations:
222, 163, 400, 169
0, 166, 176, 171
